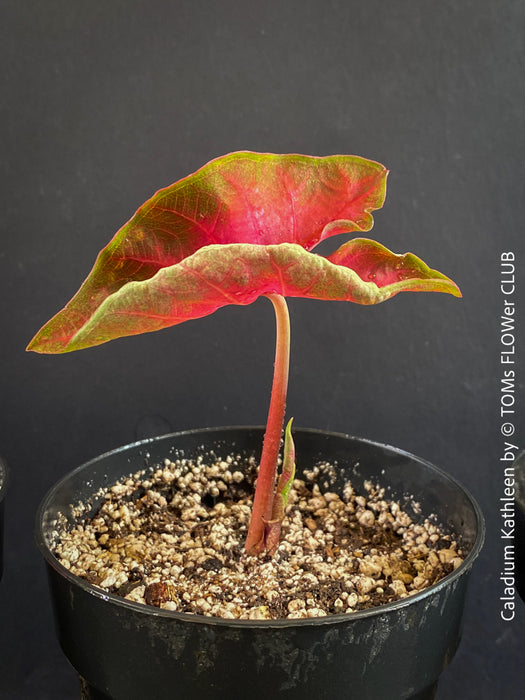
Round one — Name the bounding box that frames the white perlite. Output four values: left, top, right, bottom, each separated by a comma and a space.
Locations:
55, 454, 462, 620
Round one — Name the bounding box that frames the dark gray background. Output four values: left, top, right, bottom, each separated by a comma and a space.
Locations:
1, 1, 524, 697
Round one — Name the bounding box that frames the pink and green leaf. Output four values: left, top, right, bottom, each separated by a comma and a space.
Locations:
27, 151, 460, 354
28, 151, 391, 353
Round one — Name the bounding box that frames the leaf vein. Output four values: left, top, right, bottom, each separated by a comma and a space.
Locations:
153, 206, 211, 237
178, 261, 239, 304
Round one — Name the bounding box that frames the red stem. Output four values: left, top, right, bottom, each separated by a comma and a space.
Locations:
244, 294, 290, 554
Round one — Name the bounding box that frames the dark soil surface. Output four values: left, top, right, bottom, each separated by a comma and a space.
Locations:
55, 453, 463, 619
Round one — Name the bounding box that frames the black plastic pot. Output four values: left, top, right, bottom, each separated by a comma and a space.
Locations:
36, 427, 484, 700
0, 456, 8, 582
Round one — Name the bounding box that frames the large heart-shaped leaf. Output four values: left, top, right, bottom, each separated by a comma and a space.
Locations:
27, 151, 460, 353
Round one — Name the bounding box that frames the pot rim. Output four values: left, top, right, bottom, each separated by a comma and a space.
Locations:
35, 425, 485, 629
0, 456, 8, 503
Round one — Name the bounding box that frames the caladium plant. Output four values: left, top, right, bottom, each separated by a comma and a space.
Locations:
27, 151, 461, 555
